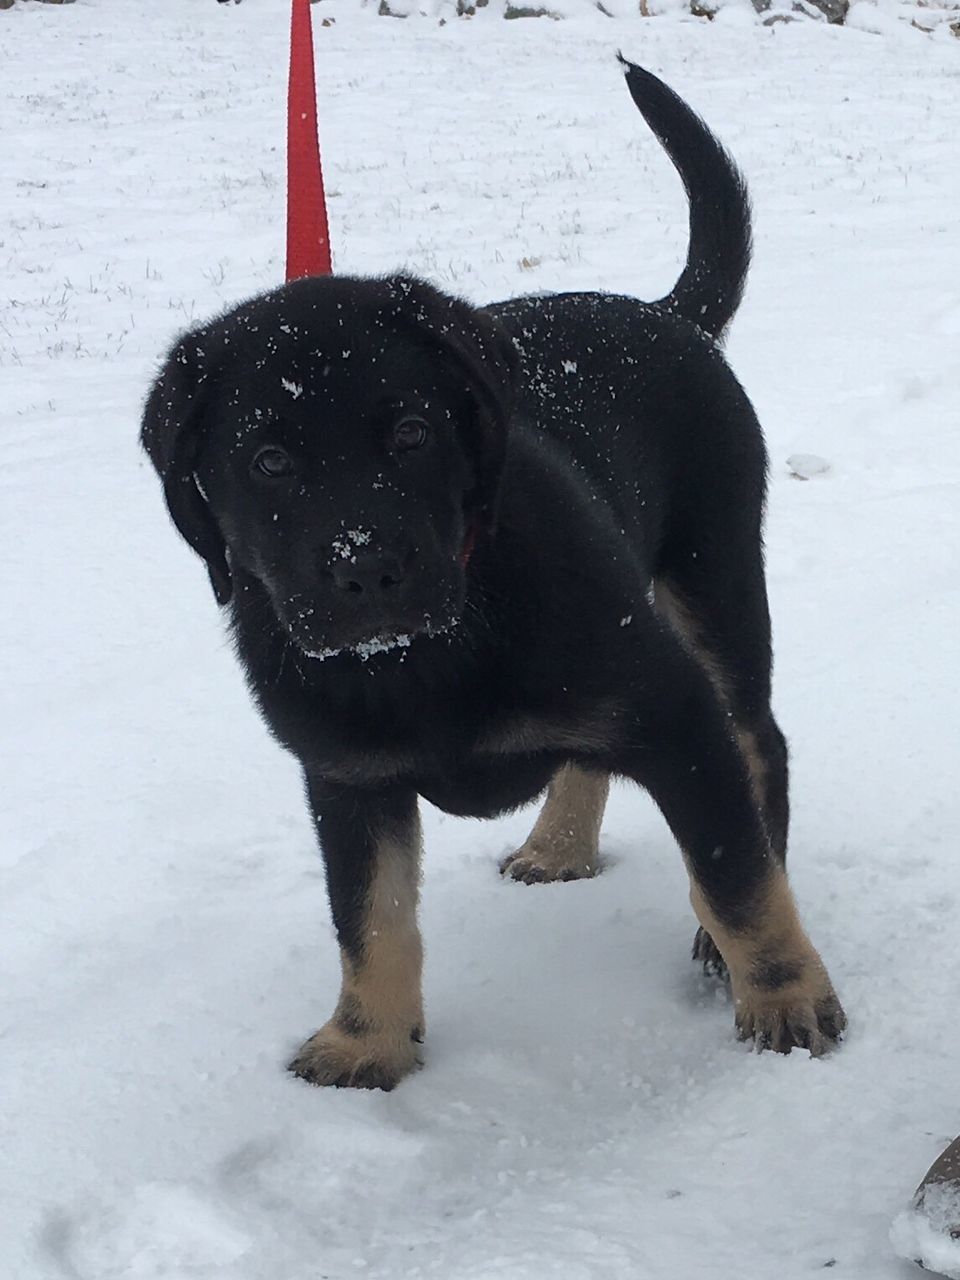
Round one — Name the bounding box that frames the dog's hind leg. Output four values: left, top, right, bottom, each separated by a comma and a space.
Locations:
500, 764, 609, 884
654, 544, 789, 977
654, 576, 788, 860
613, 609, 844, 1055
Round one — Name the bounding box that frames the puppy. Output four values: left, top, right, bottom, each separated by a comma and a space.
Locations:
142, 60, 845, 1090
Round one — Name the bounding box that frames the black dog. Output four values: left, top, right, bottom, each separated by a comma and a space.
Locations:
142, 61, 845, 1089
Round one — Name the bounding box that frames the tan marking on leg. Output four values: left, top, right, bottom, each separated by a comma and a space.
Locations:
733, 723, 769, 817
654, 579, 731, 702
657, 584, 782, 843
501, 764, 609, 884
290, 820, 425, 1090
688, 866, 845, 1055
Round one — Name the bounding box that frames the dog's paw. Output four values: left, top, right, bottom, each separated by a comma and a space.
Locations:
287, 1022, 421, 1091
733, 972, 846, 1057
692, 926, 729, 980
499, 844, 600, 885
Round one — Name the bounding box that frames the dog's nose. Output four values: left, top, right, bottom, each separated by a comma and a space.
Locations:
332, 551, 406, 596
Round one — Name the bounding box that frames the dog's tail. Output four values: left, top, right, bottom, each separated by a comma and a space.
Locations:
619, 56, 751, 343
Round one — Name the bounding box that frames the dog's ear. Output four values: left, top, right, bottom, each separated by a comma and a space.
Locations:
386, 275, 519, 531
140, 332, 232, 605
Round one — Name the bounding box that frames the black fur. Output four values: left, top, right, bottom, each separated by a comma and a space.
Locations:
617, 58, 753, 341
142, 62, 828, 1074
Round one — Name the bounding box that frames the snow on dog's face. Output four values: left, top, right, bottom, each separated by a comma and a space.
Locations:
141, 274, 516, 660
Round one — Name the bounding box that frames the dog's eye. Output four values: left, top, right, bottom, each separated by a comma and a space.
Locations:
393, 417, 428, 452
253, 447, 293, 478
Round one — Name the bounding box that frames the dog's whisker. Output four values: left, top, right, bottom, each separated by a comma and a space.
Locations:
275, 638, 291, 688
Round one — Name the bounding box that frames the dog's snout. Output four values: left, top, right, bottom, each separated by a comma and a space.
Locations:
332, 551, 406, 596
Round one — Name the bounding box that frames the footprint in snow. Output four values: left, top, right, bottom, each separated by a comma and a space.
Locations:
44, 1182, 252, 1279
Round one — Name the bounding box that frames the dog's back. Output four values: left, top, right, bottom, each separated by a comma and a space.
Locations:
485, 60, 761, 583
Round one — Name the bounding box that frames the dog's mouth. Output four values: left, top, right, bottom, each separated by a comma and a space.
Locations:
297, 629, 416, 664
256, 549, 466, 666
279, 601, 461, 665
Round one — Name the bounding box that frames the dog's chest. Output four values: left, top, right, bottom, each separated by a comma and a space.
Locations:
322, 703, 620, 818
263, 661, 621, 811
302, 729, 558, 817
416, 752, 559, 820
310, 726, 559, 812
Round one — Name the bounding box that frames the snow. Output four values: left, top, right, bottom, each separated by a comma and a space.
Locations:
787, 452, 831, 480
2, 1, 959, 1278
332, 528, 376, 559
892, 1186, 960, 1279
302, 630, 417, 661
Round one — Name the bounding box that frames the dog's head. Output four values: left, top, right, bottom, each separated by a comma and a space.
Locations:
141, 274, 518, 659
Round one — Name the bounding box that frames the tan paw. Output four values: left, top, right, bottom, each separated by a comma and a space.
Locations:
499, 844, 600, 885
733, 968, 846, 1057
288, 1021, 422, 1091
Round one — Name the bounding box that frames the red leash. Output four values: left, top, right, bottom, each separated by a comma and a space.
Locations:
286, 0, 331, 280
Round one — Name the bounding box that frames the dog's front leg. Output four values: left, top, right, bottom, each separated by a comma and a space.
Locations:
617, 624, 846, 1055
289, 777, 424, 1090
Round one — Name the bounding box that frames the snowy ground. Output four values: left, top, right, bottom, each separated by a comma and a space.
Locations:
2, 2, 959, 1277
